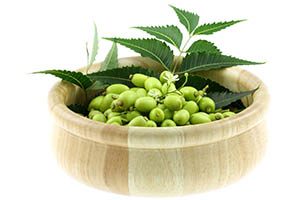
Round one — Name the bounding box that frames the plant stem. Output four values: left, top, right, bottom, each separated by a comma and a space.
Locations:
172, 34, 193, 73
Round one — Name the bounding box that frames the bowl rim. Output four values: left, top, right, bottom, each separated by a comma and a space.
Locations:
48, 56, 269, 149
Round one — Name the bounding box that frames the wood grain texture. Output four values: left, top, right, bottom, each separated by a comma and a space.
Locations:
49, 56, 269, 196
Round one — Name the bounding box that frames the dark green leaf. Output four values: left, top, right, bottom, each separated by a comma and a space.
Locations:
186, 40, 221, 54
208, 88, 257, 108
180, 52, 264, 73
33, 70, 93, 89
193, 20, 245, 35
101, 42, 118, 71
170, 5, 199, 33
104, 38, 174, 70
68, 104, 88, 116
134, 25, 183, 49
87, 66, 158, 90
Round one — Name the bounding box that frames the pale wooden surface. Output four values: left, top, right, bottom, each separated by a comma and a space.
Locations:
49, 56, 269, 196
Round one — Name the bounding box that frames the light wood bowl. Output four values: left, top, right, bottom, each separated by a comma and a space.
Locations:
49, 57, 269, 196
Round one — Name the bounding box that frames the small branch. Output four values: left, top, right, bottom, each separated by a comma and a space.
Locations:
172, 34, 193, 73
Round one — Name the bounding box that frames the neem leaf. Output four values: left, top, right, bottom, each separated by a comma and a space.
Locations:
134, 25, 183, 49
87, 66, 158, 90
67, 104, 88, 116
193, 20, 245, 35
101, 42, 118, 71
104, 38, 174, 70
170, 5, 199, 33
180, 52, 264, 73
208, 88, 257, 108
186, 40, 221, 54
89, 23, 99, 66
33, 70, 93, 89
176, 75, 257, 108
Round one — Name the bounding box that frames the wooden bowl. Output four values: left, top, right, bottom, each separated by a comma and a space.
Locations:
49, 57, 269, 196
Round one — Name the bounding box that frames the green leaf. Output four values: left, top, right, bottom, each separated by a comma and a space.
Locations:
89, 23, 99, 66
87, 66, 158, 90
33, 70, 93, 89
68, 104, 88, 116
193, 20, 245, 35
101, 42, 118, 71
134, 25, 183, 49
208, 88, 257, 108
170, 5, 199, 33
104, 38, 174, 70
180, 52, 264, 73
187, 40, 221, 54
175, 75, 229, 93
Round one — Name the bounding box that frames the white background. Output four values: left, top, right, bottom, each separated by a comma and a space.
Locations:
0, 0, 299, 199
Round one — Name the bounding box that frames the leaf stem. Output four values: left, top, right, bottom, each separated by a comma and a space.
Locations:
85, 42, 90, 74
172, 34, 193, 73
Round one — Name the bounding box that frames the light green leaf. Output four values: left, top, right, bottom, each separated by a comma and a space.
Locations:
193, 20, 245, 35
104, 38, 174, 70
87, 66, 158, 90
208, 88, 257, 108
180, 52, 264, 73
89, 23, 99, 66
33, 70, 93, 89
186, 40, 221, 54
101, 42, 118, 71
170, 5, 199, 33
134, 25, 183, 49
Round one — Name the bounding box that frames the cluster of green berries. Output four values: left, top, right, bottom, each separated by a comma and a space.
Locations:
87, 71, 236, 127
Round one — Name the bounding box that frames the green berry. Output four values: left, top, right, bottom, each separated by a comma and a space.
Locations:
111, 90, 138, 111
179, 86, 198, 101
146, 120, 157, 127
144, 77, 162, 91
130, 87, 139, 92
88, 109, 102, 119
128, 116, 147, 127
159, 71, 173, 83
109, 122, 121, 126
125, 111, 141, 121
164, 95, 182, 111
107, 112, 121, 120
147, 88, 162, 98
163, 108, 173, 119
168, 93, 186, 105
161, 119, 177, 127
88, 96, 104, 111
157, 104, 166, 110
106, 84, 129, 94
130, 73, 149, 87
215, 112, 224, 120
92, 113, 106, 122
190, 112, 211, 124
208, 113, 216, 121
223, 111, 236, 118
135, 88, 147, 98
183, 101, 199, 115
149, 108, 165, 123
161, 83, 176, 94
135, 96, 157, 113
106, 116, 123, 125
104, 108, 112, 117
173, 109, 190, 126
99, 93, 118, 112
198, 97, 215, 113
